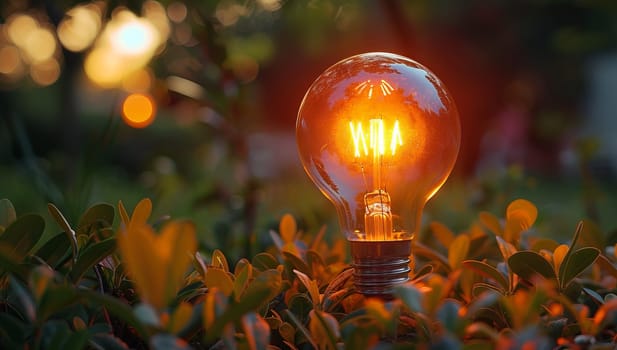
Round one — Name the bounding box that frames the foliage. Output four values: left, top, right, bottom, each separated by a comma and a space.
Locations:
1, 197, 617, 349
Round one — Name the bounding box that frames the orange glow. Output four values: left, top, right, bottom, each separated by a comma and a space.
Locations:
22, 27, 57, 63
349, 118, 403, 158
296, 52, 460, 242
122, 93, 156, 128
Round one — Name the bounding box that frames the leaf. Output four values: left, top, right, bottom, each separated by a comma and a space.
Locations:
577, 219, 605, 250
89, 334, 130, 350
168, 302, 193, 334
251, 252, 279, 271
34, 233, 71, 268
9, 277, 36, 322
38, 285, 81, 321
117, 200, 130, 228
530, 238, 559, 252
504, 199, 537, 242
506, 199, 537, 228
211, 249, 229, 272
552, 244, 569, 276
150, 334, 191, 350
448, 234, 470, 269
393, 283, 424, 312
0, 214, 45, 261
413, 242, 450, 272
462, 260, 509, 293
479, 211, 502, 236
205, 270, 281, 342
279, 214, 297, 244
77, 289, 148, 340
430, 221, 455, 248
559, 247, 600, 289
205, 268, 234, 297
48, 203, 78, 261
70, 238, 116, 283
134, 303, 160, 327
293, 269, 320, 307
309, 310, 339, 350
244, 269, 282, 306
284, 309, 318, 349
0, 198, 16, 228
495, 236, 517, 262
129, 198, 152, 230
241, 312, 270, 350
233, 262, 252, 300
77, 203, 115, 237
282, 251, 311, 276
558, 222, 583, 285
508, 251, 556, 281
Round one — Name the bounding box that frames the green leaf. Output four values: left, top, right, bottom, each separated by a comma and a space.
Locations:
508, 251, 556, 281
38, 286, 81, 322
282, 251, 311, 276
462, 260, 509, 293
34, 233, 71, 268
393, 283, 423, 312
70, 238, 116, 283
251, 252, 279, 271
413, 242, 450, 272
77, 203, 115, 237
0, 214, 45, 260
309, 310, 340, 350
135, 303, 160, 327
206, 276, 277, 342
48, 203, 78, 262
9, 277, 36, 321
288, 293, 313, 324
77, 290, 148, 340
233, 262, 252, 300
0, 198, 16, 229
559, 247, 600, 289
0, 312, 30, 344
241, 312, 270, 350
89, 334, 130, 350
430, 221, 455, 248
448, 234, 470, 269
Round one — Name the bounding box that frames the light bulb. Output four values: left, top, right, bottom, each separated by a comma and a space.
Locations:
296, 52, 460, 296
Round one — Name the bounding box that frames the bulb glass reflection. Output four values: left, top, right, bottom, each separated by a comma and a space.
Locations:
296, 52, 460, 295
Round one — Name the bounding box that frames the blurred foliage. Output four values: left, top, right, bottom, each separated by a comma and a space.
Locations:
2, 197, 617, 349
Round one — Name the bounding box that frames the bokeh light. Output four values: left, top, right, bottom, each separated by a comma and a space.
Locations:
85, 9, 162, 88
0, 45, 24, 78
167, 2, 188, 23
30, 58, 60, 86
22, 27, 57, 63
6, 13, 38, 46
57, 3, 102, 52
122, 93, 156, 128
122, 68, 153, 92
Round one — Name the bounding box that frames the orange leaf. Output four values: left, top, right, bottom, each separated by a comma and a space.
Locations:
279, 214, 297, 243
553, 244, 569, 276
129, 198, 152, 231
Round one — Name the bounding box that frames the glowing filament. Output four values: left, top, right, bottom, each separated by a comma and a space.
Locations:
349, 119, 403, 158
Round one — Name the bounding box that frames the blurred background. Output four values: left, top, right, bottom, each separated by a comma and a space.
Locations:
1, 0, 616, 259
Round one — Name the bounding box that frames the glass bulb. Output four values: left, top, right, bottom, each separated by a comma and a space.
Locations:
296, 52, 460, 296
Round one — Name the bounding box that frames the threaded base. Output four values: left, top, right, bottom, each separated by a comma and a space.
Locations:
350, 239, 413, 298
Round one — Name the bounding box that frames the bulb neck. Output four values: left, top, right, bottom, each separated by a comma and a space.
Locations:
349, 239, 413, 298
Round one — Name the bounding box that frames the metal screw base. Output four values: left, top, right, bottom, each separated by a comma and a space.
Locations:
350, 239, 413, 298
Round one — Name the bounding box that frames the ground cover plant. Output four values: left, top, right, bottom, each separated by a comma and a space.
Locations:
0, 196, 616, 349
